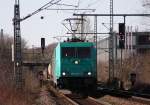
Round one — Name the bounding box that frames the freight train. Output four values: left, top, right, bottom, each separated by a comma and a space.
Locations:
49, 38, 97, 91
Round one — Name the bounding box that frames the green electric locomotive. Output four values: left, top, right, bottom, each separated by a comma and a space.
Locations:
51, 39, 97, 91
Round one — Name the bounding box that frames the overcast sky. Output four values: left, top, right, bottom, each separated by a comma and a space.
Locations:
0, 0, 144, 47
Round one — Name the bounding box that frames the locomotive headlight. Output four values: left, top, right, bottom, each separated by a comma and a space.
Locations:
75, 60, 79, 64
62, 72, 66, 76
88, 72, 91, 76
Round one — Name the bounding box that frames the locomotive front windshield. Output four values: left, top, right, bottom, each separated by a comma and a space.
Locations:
61, 47, 91, 58
77, 47, 91, 58
62, 47, 75, 57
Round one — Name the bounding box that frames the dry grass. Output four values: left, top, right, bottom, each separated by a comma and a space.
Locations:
97, 61, 109, 82
97, 52, 150, 88
0, 63, 34, 105
0, 34, 37, 105
134, 53, 150, 85
0, 80, 32, 105
0, 87, 31, 105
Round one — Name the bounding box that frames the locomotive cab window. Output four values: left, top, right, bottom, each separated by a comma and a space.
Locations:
62, 47, 75, 57
77, 47, 91, 58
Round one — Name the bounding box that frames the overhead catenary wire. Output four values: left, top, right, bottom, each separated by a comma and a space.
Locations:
62, 22, 73, 33
46, 0, 95, 14
53, 3, 78, 7
46, 8, 95, 11
43, 0, 62, 9
86, 0, 101, 8
20, 0, 61, 21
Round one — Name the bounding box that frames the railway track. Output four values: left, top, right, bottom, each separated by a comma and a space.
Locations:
57, 87, 150, 105
47, 83, 110, 105
96, 88, 150, 105
130, 96, 150, 105
97, 95, 150, 105
47, 84, 77, 105
65, 94, 111, 105
97, 87, 150, 98
65, 93, 150, 105
46, 83, 150, 105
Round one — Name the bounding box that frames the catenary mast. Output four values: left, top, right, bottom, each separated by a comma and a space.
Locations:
13, 0, 23, 89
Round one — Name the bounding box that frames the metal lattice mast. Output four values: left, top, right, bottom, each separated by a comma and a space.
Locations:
14, 0, 23, 89
94, 16, 97, 42
81, 15, 84, 40
94, 16, 98, 80
109, 0, 114, 82
1, 29, 4, 59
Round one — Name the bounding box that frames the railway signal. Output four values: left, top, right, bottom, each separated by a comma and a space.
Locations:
119, 23, 125, 36
119, 23, 125, 49
41, 38, 45, 54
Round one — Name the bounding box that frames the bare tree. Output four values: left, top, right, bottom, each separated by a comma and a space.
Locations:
0, 32, 27, 87
141, 0, 150, 30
